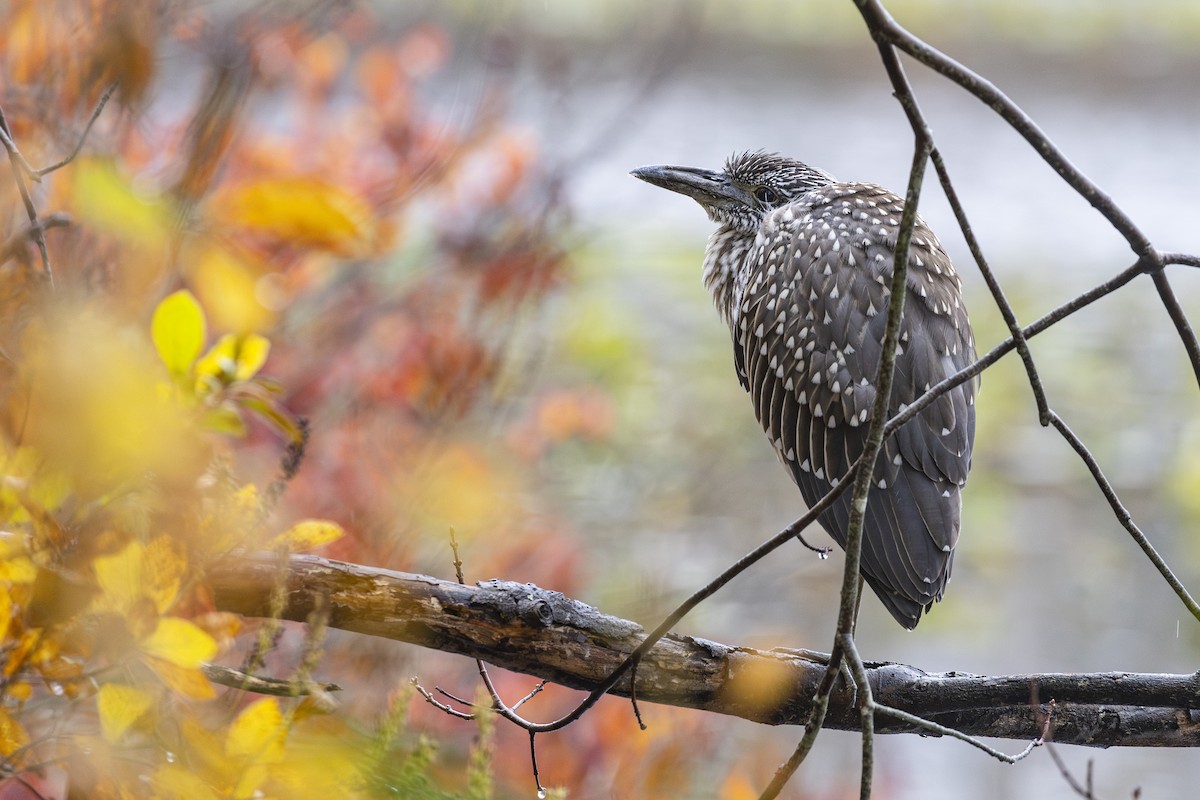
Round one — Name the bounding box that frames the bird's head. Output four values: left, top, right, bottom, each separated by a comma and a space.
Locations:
631, 151, 834, 233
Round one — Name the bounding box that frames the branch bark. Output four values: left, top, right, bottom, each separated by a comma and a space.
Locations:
209, 553, 1200, 748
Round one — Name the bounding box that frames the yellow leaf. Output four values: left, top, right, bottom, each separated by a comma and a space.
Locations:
153, 290, 207, 376
273, 519, 344, 552
0, 707, 28, 755
233, 764, 271, 799
143, 536, 185, 615
189, 245, 275, 334
97, 683, 154, 742
151, 765, 222, 800
93, 541, 144, 614
141, 617, 218, 669
234, 334, 270, 381
3, 631, 39, 679
195, 333, 271, 384
226, 698, 286, 763
0, 555, 36, 584
0, 590, 11, 643
73, 158, 172, 253
216, 178, 373, 255
180, 717, 231, 781
147, 659, 216, 700
269, 724, 366, 796
195, 334, 238, 382
234, 484, 261, 514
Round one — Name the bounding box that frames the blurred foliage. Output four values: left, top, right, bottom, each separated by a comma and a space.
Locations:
0, 0, 662, 797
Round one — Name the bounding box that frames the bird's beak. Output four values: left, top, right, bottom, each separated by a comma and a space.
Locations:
630, 164, 749, 208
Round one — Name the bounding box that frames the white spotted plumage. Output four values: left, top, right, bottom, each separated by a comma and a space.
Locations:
633, 150, 978, 629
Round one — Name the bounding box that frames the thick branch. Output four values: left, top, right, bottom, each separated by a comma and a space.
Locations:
209, 553, 1200, 747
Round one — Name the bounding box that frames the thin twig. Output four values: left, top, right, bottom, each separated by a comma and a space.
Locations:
436, 687, 476, 707
763, 43, 932, 800
1046, 745, 1104, 799
843, 636, 875, 800
412, 679, 477, 720
757, 659, 842, 800
929, 147, 1051, 422
0, 84, 117, 287
859, 0, 1200, 421
858, 3, 1050, 424
1047, 410, 1200, 622
882, 255, 1154, 443
628, 659, 647, 730
1162, 252, 1200, 268
872, 702, 1049, 763
0, 122, 40, 183
513, 681, 548, 711
202, 663, 341, 696
0, 213, 71, 264
0, 107, 52, 283
1148, 270, 1200, 390
457, 464, 862, 735
856, 0, 1154, 257
529, 730, 546, 799
36, 82, 119, 177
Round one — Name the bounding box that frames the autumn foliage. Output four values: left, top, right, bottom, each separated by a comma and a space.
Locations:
0, 1, 603, 797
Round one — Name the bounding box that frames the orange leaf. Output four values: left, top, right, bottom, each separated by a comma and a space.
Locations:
189, 246, 275, 334
0, 590, 11, 644
215, 178, 374, 255
143, 536, 186, 615
272, 519, 344, 552
0, 708, 28, 756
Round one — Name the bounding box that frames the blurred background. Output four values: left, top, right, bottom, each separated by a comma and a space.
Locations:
1, 0, 1198, 797
399, 1, 1200, 797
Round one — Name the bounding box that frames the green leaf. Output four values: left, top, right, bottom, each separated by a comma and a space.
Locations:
241, 396, 303, 443
202, 406, 248, 437
153, 290, 207, 376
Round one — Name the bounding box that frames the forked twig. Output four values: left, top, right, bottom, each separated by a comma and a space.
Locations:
0, 82, 119, 285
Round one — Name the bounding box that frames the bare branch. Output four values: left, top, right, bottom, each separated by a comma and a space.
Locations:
855, 0, 1153, 256
0, 213, 71, 265
0, 106, 52, 283
36, 83, 119, 178
873, 700, 1047, 763
1047, 410, 1200, 621
1148, 270, 1200, 390
202, 663, 341, 697
207, 553, 1200, 747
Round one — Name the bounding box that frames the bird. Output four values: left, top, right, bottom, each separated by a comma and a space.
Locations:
631, 151, 976, 629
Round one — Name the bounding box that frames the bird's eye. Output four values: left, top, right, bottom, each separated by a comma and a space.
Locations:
754, 186, 780, 205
